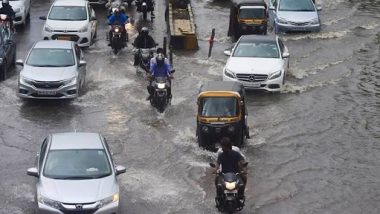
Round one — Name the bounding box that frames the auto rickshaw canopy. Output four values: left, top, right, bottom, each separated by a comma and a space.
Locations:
198, 81, 245, 99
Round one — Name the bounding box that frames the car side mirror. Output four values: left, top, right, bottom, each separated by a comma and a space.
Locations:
79, 60, 86, 67
316, 6, 322, 11
224, 50, 231, 56
209, 163, 216, 168
16, 59, 24, 66
90, 16, 97, 21
282, 52, 290, 58
39, 16, 47, 20
115, 165, 126, 175
269, 6, 275, 10
27, 167, 39, 177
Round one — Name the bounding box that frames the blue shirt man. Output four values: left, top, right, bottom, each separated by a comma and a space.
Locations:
108, 12, 128, 25
149, 54, 171, 78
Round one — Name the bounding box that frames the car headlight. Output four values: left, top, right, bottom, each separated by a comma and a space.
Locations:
38, 194, 61, 209
310, 18, 319, 25
44, 25, 53, 33
276, 17, 289, 25
19, 76, 34, 85
63, 77, 77, 85
269, 70, 282, 80
224, 68, 236, 79
78, 25, 89, 33
225, 182, 236, 190
98, 193, 119, 208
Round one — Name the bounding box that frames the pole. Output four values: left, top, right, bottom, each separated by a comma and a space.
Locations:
208, 28, 215, 58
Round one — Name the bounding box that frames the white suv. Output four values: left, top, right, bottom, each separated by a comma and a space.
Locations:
223, 35, 289, 92
40, 0, 97, 47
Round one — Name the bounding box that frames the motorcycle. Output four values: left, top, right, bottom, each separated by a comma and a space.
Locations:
126, 0, 133, 7
134, 48, 155, 73
150, 74, 174, 113
136, 0, 154, 21
210, 162, 248, 214
109, 25, 126, 54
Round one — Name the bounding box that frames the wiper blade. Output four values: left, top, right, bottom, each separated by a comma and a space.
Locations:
57, 176, 93, 180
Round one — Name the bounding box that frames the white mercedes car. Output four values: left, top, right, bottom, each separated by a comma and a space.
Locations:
40, 0, 97, 47
1, 0, 31, 26
223, 35, 290, 92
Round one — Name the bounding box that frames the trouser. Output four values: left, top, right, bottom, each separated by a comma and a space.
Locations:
214, 174, 245, 199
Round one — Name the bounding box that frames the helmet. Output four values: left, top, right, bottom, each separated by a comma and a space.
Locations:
2, 0, 8, 4
141, 27, 149, 36
114, 8, 120, 16
156, 47, 164, 54
156, 53, 164, 67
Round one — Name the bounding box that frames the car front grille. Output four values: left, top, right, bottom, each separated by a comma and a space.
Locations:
287, 21, 311, 26
32, 81, 63, 89
236, 73, 268, 82
52, 34, 80, 42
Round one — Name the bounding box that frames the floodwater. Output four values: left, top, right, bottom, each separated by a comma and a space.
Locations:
0, 0, 379, 213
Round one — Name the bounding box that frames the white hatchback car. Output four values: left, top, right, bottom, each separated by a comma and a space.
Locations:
1, 0, 31, 26
223, 35, 289, 92
40, 0, 97, 47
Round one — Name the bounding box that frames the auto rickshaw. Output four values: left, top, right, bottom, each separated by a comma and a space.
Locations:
196, 82, 250, 150
228, 0, 268, 39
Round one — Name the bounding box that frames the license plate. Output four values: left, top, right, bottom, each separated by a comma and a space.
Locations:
247, 82, 261, 88
38, 90, 56, 95
224, 190, 238, 194
57, 36, 71, 41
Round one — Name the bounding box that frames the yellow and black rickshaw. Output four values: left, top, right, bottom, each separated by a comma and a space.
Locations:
228, 0, 268, 39
196, 82, 250, 150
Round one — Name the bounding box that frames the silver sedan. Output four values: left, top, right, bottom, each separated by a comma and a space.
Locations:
17, 40, 86, 99
27, 132, 126, 214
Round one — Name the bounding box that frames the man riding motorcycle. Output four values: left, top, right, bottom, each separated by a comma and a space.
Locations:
214, 137, 247, 204
136, 0, 155, 18
107, 8, 128, 46
0, 0, 15, 29
133, 27, 156, 66
147, 52, 172, 100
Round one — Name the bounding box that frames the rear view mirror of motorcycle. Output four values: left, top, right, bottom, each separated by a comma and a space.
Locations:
170, 69, 175, 74
209, 163, 216, 168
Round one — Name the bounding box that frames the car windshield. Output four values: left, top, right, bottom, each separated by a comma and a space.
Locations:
201, 97, 238, 117
43, 149, 112, 179
26, 48, 75, 67
48, 6, 87, 21
279, 0, 315, 11
233, 41, 279, 58
239, 8, 266, 19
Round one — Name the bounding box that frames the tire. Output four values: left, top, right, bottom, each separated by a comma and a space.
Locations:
113, 48, 118, 55
197, 135, 204, 148
143, 11, 147, 21
12, 51, 16, 67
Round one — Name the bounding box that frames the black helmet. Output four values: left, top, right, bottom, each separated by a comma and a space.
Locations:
2, 0, 9, 4
156, 53, 164, 67
141, 27, 149, 36
156, 47, 164, 54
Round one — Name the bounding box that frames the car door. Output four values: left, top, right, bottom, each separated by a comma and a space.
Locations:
87, 4, 97, 39
278, 38, 289, 75
268, 0, 278, 27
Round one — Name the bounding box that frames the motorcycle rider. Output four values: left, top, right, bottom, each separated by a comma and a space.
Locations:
0, 0, 15, 29
137, 0, 155, 18
133, 27, 157, 66
214, 137, 247, 204
147, 51, 172, 100
107, 8, 129, 46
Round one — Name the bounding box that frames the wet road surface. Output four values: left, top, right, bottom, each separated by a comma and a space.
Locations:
0, 0, 380, 213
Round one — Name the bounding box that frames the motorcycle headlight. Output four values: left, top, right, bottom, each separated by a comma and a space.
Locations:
63, 77, 77, 85
224, 68, 236, 79
157, 83, 166, 89
277, 17, 289, 25
78, 25, 88, 33
114, 27, 120, 33
44, 25, 53, 33
225, 182, 236, 190
269, 70, 282, 80
98, 193, 119, 208
38, 194, 61, 209
19, 76, 34, 85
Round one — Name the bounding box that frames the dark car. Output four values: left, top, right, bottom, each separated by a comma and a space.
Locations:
0, 26, 16, 81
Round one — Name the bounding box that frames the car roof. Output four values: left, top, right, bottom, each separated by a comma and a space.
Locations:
199, 81, 244, 95
50, 132, 105, 150
33, 40, 74, 49
53, 0, 87, 7
239, 35, 277, 43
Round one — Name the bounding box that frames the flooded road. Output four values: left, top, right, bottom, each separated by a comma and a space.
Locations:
0, 0, 379, 213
